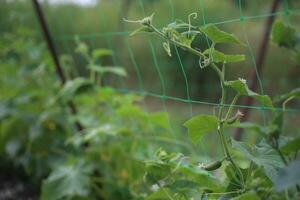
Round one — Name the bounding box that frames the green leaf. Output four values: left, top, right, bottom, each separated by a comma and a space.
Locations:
92, 49, 113, 60
129, 26, 154, 36
169, 179, 199, 193
230, 122, 266, 135
274, 160, 300, 191
41, 161, 93, 200
274, 87, 300, 102
177, 163, 221, 191
67, 124, 118, 147
200, 24, 243, 45
232, 139, 284, 180
59, 78, 93, 101
231, 121, 281, 141
183, 115, 218, 144
149, 112, 170, 130
225, 164, 248, 194
88, 65, 127, 77
225, 79, 273, 109
144, 160, 171, 184
177, 34, 196, 48
232, 192, 259, 200
146, 188, 174, 200
271, 20, 296, 48
203, 48, 245, 63
280, 137, 300, 154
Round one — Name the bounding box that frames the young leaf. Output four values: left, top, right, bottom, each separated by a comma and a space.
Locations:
273, 160, 300, 191
200, 24, 244, 45
231, 139, 284, 180
129, 26, 154, 37
183, 115, 218, 144
203, 48, 245, 63
271, 20, 296, 48
225, 79, 273, 109
177, 34, 196, 48
92, 48, 113, 60
166, 19, 192, 30
41, 161, 93, 200
88, 65, 127, 77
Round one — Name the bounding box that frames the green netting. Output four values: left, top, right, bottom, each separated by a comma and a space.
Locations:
46, 0, 300, 116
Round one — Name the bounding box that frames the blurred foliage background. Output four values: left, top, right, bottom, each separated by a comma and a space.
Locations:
0, 0, 300, 198
2, 0, 300, 101
4, 1, 299, 103
1, 0, 300, 173
1, 0, 300, 166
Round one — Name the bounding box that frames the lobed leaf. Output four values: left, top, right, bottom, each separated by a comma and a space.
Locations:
200, 24, 244, 45
232, 139, 284, 180
41, 161, 93, 200
274, 160, 300, 191
183, 115, 218, 144
203, 48, 245, 63
225, 79, 273, 109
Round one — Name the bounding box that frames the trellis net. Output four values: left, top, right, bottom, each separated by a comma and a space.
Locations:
33, 0, 300, 153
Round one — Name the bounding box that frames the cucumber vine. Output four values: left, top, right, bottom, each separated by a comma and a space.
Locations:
125, 13, 300, 199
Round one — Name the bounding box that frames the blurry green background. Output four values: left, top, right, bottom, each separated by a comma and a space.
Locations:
1, 0, 300, 135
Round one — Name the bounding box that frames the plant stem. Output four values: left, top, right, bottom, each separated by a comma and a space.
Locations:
224, 94, 240, 121
217, 67, 244, 187
148, 22, 244, 187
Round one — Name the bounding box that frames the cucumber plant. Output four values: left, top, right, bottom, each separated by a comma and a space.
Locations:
125, 13, 300, 199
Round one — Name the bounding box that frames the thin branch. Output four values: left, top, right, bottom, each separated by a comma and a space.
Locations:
32, 0, 84, 132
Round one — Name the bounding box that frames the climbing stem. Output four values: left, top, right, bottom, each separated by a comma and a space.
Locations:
224, 94, 240, 121
217, 67, 244, 187
148, 22, 244, 186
